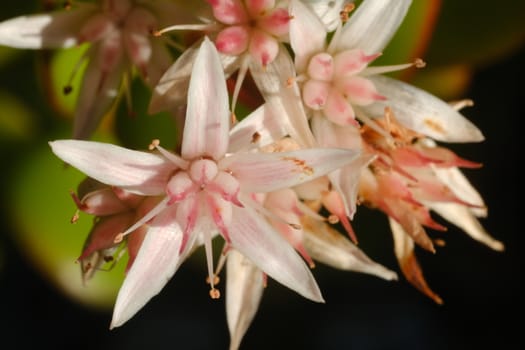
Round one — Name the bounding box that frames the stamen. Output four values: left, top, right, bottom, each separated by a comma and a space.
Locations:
153, 23, 218, 37
362, 58, 426, 76
340, 3, 356, 23
63, 45, 93, 95
231, 55, 251, 113
356, 107, 394, 142
449, 99, 474, 111
149, 139, 189, 169
202, 227, 220, 299
114, 196, 171, 243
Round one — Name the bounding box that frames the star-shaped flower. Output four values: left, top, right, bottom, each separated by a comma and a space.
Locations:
50, 37, 360, 328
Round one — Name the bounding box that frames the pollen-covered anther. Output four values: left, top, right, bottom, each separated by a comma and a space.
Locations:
70, 210, 80, 224
206, 275, 220, 285
148, 138, 160, 150
433, 238, 446, 247
209, 288, 221, 299
340, 3, 356, 22
114, 233, 124, 244
327, 214, 339, 225
414, 58, 426, 68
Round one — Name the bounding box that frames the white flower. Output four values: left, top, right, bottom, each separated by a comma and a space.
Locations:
50, 37, 361, 328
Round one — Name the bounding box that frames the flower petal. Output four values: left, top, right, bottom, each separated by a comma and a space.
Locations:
72, 53, 124, 140
363, 75, 485, 142
249, 46, 317, 147
302, 217, 398, 280
228, 103, 288, 152
0, 5, 95, 49
223, 147, 360, 193
110, 205, 183, 328
226, 250, 265, 350
429, 202, 504, 251
230, 205, 324, 302
182, 37, 230, 160
390, 217, 443, 304
329, 154, 375, 219
302, 0, 347, 31
337, 0, 412, 54
289, 0, 327, 73
49, 140, 174, 195
148, 39, 241, 114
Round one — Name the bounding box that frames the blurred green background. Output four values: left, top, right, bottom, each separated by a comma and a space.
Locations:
0, 1, 523, 349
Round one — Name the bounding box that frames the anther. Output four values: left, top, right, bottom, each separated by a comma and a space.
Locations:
63, 85, 73, 95
414, 58, 426, 68
209, 288, 221, 299
206, 275, 220, 285
149, 139, 160, 150
114, 233, 124, 243
70, 210, 80, 224
340, 3, 356, 23
251, 132, 261, 144
327, 214, 339, 224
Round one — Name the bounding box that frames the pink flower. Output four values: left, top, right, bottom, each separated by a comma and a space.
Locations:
50, 37, 361, 328
0, 0, 186, 139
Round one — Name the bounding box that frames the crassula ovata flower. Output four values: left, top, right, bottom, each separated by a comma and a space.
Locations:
0, 0, 187, 139
50, 37, 361, 329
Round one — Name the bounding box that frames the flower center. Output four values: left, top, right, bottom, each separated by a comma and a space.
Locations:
301, 49, 384, 126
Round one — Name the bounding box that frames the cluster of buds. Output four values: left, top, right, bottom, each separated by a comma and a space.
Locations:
0, 0, 503, 348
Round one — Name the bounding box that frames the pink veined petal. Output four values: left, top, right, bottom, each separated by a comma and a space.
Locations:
182, 37, 230, 161
222, 147, 360, 193
249, 47, 316, 147
226, 250, 265, 350
228, 103, 288, 152
329, 153, 375, 219
49, 140, 174, 195
0, 4, 96, 49
148, 39, 201, 113
110, 205, 183, 329
310, 112, 362, 149
143, 38, 174, 88
229, 205, 324, 302
208, 0, 248, 24
363, 75, 484, 142
289, 0, 327, 73
215, 25, 250, 55
148, 38, 242, 114
337, 0, 412, 54
72, 45, 124, 140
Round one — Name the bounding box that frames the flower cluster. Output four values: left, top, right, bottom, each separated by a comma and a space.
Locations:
0, 0, 503, 348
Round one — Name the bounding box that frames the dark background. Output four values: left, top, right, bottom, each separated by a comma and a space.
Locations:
0, 3, 523, 350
